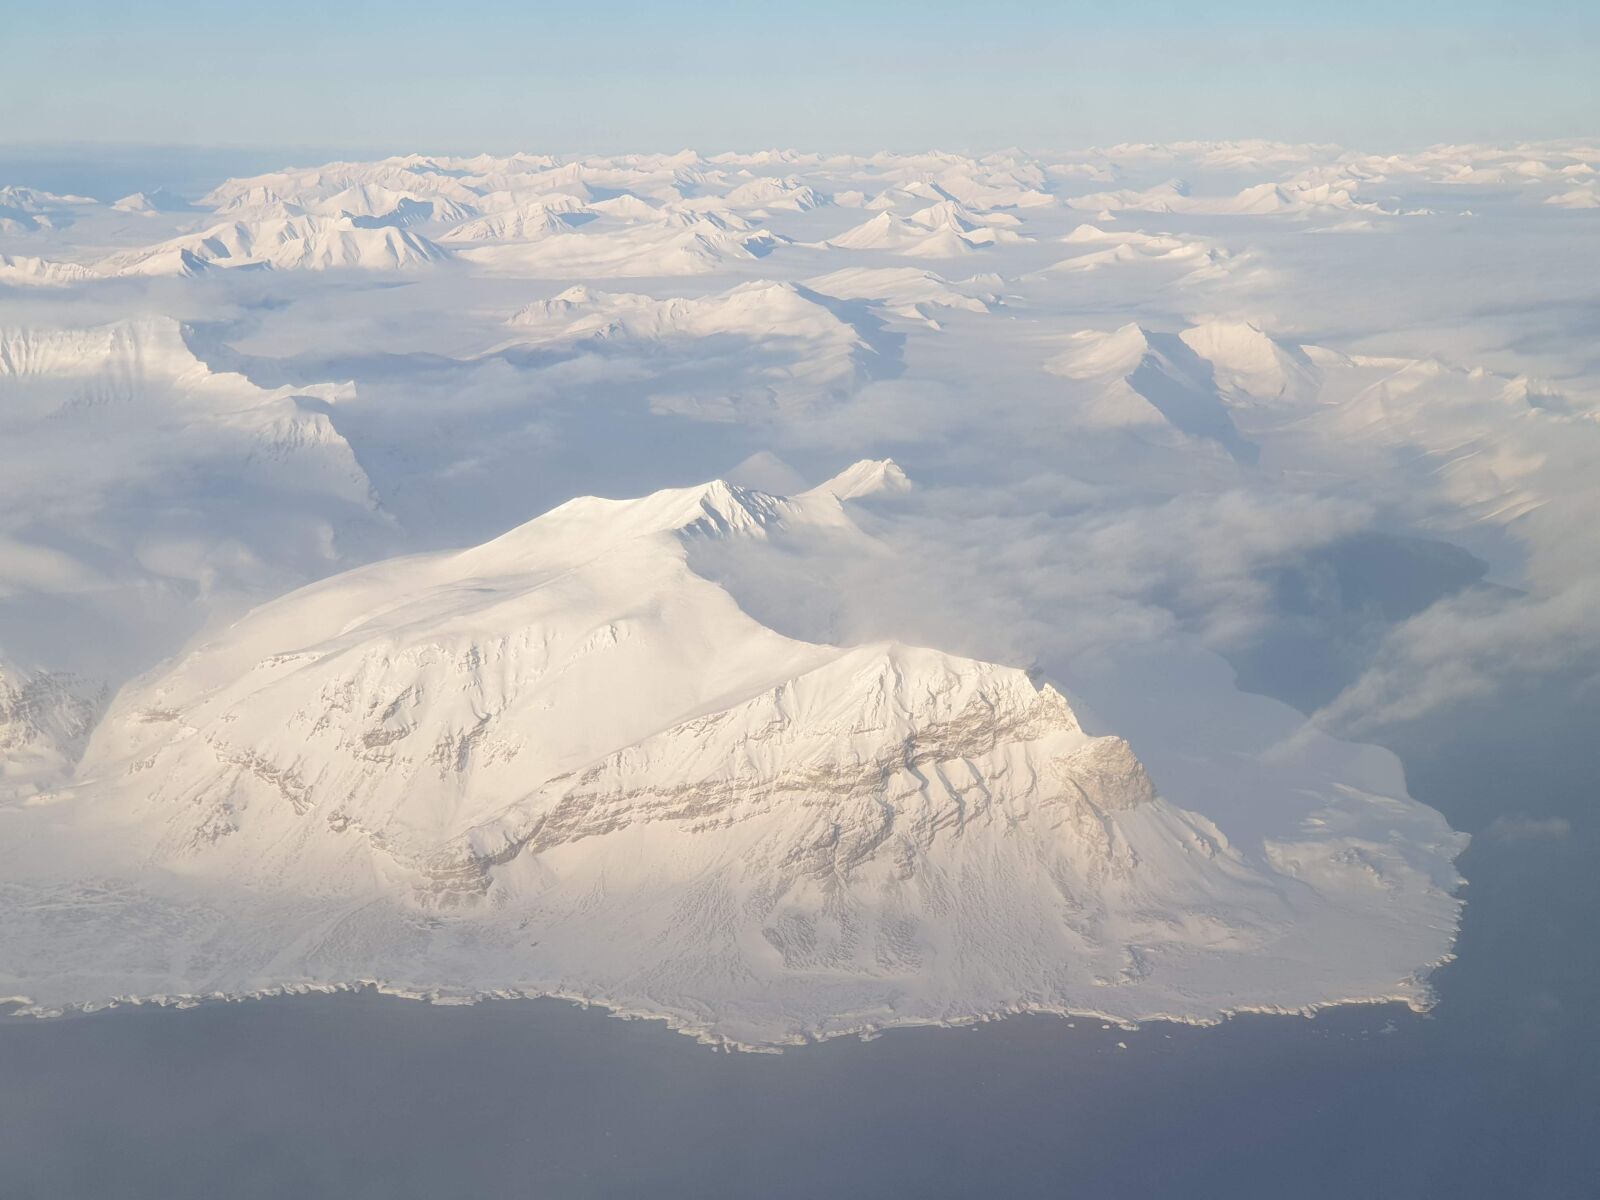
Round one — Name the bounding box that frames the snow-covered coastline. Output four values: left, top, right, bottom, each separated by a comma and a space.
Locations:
0, 466, 1466, 1048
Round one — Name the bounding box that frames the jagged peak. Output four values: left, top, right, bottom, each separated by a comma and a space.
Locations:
675, 478, 794, 536
529, 477, 796, 552
485, 459, 910, 571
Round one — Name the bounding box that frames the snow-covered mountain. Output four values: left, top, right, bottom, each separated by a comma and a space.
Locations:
112, 188, 190, 215
1048, 323, 1258, 461
438, 202, 585, 244
459, 217, 783, 277
724, 175, 829, 211
0, 185, 95, 232
104, 215, 447, 273
82, 466, 1145, 893
0, 463, 1465, 1045
804, 266, 1000, 323
0, 317, 375, 509
0, 253, 99, 287
1063, 176, 1409, 219
1179, 320, 1323, 406
828, 211, 989, 257
506, 280, 853, 343
1047, 224, 1240, 279
500, 280, 884, 414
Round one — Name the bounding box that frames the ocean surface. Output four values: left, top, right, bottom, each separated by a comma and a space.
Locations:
2, 540, 1595, 1199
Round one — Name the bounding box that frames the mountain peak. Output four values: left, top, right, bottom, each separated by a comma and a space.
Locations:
1179, 319, 1319, 403
1047, 323, 1158, 379
809, 458, 911, 501
680, 477, 792, 536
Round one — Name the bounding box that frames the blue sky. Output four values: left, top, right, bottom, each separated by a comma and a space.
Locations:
5, 0, 1597, 153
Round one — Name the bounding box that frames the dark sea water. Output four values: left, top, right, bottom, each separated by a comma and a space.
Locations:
2, 539, 1596, 1199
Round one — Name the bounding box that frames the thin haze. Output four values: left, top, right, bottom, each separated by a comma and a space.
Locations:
5, 0, 1598, 153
